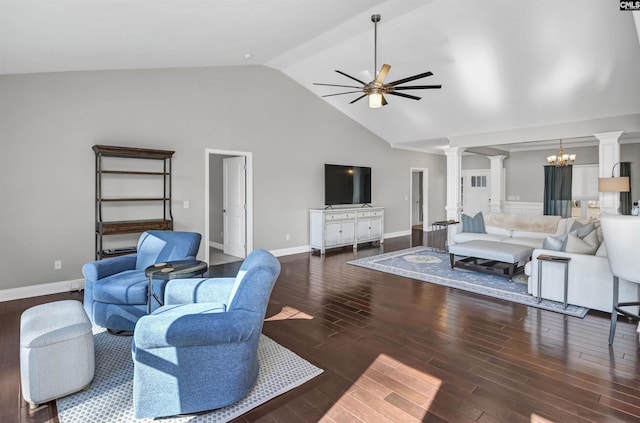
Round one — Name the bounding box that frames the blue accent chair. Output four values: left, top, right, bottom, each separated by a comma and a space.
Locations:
82, 230, 201, 332
131, 249, 281, 419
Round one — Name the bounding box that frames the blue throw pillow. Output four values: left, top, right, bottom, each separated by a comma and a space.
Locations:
461, 212, 486, 233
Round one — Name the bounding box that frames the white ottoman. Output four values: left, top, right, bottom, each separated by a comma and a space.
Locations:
20, 300, 95, 408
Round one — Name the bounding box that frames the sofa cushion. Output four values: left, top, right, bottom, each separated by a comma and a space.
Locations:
93, 270, 147, 304
503, 237, 545, 249
451, 232, 508, 244
485, 225, 512, 237
461, 212, 486, 233
511, 230, 550, 240
485, 213, 561, 233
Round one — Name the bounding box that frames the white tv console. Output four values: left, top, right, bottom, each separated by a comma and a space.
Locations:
309, 207, 384, 254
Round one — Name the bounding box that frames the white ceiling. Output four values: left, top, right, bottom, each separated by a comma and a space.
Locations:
2, 0, 640, 152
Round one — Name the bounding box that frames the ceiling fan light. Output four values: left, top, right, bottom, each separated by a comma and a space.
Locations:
369, 92, 383, 108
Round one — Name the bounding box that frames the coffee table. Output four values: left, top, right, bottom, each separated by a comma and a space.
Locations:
449, 240, 533, 281
145, 260, 208, 313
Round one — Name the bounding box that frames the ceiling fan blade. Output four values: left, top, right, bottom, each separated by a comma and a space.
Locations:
374, 64, 391, 85
382, 94, 388, 106
387, 91, 422, 101
313, 83, 363, 89
335, 70, 367, 86
349, 94, 367, 104
388, 71, 433, 87
393, 85, 442, 90
321, 91, 364, 98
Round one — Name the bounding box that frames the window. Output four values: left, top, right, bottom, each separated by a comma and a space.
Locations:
471, 175, 487, 187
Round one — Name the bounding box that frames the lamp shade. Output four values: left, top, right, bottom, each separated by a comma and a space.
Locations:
368, 93, 382, 108
598, 176, 630, 192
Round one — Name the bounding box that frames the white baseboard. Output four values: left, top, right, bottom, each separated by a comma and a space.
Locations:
0, 279, 85, 302
270, 245, 312, 257
209, 241, 223, 250
3, 231, 415, 301
384, 230, 411, 239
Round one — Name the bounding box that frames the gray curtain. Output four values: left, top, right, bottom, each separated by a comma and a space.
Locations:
543, 165, 573, 217
621, 162, 631, 215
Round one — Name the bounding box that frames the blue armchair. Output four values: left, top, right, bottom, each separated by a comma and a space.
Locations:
131, 249, 281, 419
82, 230, 201, 332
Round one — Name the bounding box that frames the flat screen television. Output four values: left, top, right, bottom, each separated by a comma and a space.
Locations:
324, 164, 372, 206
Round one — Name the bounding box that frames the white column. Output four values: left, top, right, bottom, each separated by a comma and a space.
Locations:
444, 146, 465, 220
595, 131, 623, 215
488, 155, 506, 213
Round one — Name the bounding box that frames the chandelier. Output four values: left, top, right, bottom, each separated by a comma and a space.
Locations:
547, 139, 576, 166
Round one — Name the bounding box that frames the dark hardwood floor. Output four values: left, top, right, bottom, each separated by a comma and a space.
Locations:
2, 231, 640, 422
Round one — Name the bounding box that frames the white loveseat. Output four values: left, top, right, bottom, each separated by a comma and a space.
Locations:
449, 212, 640, 313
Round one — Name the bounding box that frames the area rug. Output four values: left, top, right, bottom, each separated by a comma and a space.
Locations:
57, 327, 323, 422
349, 246, 588, 318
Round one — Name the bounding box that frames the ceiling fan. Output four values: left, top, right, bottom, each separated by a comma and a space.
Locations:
314, 14, 442, 108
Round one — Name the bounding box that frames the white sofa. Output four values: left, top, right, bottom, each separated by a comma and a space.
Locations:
525, 241, 639, 313
450, 212, 566, 249
449, 212, 640, 313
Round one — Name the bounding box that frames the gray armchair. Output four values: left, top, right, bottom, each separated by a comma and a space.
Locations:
132, 249, 281, 418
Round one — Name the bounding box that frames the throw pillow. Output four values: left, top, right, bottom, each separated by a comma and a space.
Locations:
595, 241, 607, 257
542, 234, 568, 251
461, 211, 486, 233
565, 230, 599, 254
570, 221, 596, 238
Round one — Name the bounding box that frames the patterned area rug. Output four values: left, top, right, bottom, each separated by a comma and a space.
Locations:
57, 327, 323, 422
349, 247, 588, 318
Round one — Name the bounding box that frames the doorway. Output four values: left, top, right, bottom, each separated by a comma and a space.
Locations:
204, 149, 253, 265
410, 168, 428, 230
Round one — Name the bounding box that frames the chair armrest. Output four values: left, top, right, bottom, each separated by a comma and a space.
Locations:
82, 254, 138, 281
133, 308, 257, 349
164, 278, 236, 305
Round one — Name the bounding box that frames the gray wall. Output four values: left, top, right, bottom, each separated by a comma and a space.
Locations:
0, 65, 446, 290
461, 144, 640, 204
505, 145, 600, 202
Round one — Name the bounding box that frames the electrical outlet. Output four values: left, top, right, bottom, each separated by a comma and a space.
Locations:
54, 260, 62, 270
286, 233, 291, 241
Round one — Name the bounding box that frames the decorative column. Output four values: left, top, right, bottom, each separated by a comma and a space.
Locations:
444, 146, 465, 220
488, 155, 506, 213
595, 131, 623, 215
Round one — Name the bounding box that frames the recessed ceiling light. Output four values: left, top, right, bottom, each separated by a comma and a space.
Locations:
243, 53, 253, 59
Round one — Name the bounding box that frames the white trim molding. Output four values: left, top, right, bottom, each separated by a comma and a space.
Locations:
0, 279, 85, 302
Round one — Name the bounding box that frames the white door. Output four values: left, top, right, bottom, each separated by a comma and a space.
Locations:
223, 156, 246, 258
462, 169, 490, 216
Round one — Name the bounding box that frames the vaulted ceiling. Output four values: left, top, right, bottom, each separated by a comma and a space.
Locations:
2, 0, 640, 153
